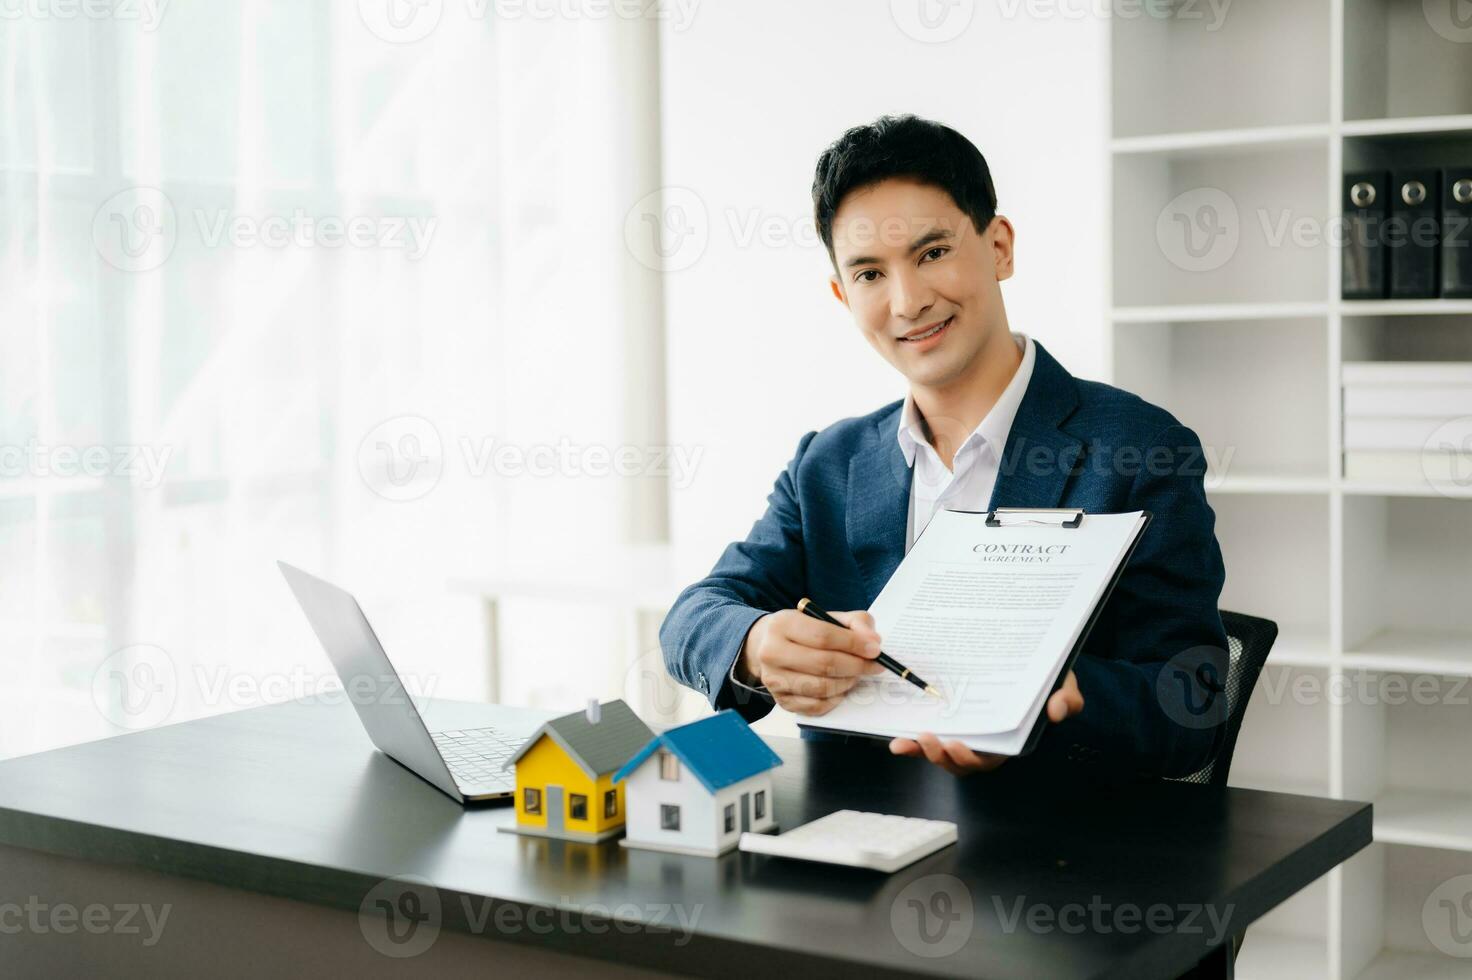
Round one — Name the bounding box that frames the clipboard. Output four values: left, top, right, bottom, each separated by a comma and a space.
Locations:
799, 507, 1153, 757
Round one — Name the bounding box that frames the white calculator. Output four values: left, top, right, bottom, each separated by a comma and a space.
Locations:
738, 809, 958, 873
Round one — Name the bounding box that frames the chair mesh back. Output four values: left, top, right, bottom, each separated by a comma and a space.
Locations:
1170, 610, 1279, 786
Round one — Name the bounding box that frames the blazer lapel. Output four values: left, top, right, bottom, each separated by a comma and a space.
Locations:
846, 403, 911, 602
846, 341, 1085, 601
988, 339, 1085, 511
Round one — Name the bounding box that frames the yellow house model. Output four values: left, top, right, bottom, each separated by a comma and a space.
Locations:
502, 699, 653, 842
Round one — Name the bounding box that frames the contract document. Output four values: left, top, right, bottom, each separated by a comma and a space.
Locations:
801, 508, 1151, 756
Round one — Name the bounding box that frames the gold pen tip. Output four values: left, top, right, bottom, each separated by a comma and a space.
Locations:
924, 685, 944, 700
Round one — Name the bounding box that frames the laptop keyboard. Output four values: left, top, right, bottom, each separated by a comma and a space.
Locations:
432, 727, 523, 788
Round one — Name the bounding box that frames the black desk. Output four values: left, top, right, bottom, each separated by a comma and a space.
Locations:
0, 698, 1370, 979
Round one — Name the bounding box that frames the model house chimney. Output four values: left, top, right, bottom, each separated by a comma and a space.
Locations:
586, 699, 601, 724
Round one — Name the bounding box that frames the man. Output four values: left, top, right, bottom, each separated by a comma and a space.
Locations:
660, 115, 1228, 779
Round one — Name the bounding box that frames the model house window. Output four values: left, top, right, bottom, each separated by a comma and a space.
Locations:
660, 804, 681, 831
723, 804, 735, 833
604, 789, 618, 818
524, 787, 542, 815
659, 751, 680, 781
570, 794, 588, 820
754, 790, 766, 820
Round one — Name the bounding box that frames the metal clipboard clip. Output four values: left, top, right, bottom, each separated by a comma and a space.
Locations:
984, 507, 1085, 528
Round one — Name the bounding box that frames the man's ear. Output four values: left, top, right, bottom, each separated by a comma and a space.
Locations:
990, 216, 1016, 283
829, 276, 849, 308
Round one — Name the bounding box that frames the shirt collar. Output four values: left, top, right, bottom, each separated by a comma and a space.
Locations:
896, 332, 1035, 468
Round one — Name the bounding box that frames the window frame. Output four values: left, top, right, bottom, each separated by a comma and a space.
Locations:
754, 789, 766, 821
660, 803, 681, 831
569, 793, 588, 821
524, 786, 542, 814
723, 803, 735, 833
604, 788, 618, 818
659, 751, 680, 781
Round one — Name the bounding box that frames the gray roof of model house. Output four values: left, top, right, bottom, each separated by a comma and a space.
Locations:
504, 699, 654, 779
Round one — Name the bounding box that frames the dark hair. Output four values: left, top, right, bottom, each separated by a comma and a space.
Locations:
811, 114, 998, 259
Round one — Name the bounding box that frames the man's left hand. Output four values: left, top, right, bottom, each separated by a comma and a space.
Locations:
888, 669, 1084, 775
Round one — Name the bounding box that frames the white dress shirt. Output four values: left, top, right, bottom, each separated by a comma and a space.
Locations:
897, 331, 1035, 552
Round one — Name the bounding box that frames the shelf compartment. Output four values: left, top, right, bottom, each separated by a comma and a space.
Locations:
1114, 317, 1330, 479
1342, 496, 1472, 650
1345, 0, 1472, 124
1212, 496, 1332, 648
1111, 0, 1329, 138
1340, 672, 1472, 853
1341, 844, 1472, 975
1373, 790, 1472, 852
1229, 665, 1331, 798
1236, 932, 1329, 980
1342, 628, 1472, 678
1113, 145, 1328, 307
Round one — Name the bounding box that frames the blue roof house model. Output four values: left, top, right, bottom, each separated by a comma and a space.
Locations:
613, 710, 782, 857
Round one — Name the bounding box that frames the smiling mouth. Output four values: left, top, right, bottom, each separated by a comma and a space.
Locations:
899, 317, 953, 343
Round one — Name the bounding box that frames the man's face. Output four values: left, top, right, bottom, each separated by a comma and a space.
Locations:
828, 178, 1013, 391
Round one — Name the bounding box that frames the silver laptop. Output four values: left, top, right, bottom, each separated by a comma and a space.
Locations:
278, 561, 555, 803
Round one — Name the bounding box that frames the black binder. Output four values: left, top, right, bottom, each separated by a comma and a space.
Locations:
798, 507, 1152, 758
1389, 169, 1440, 299
1342, 172, 1388, 300
1443, 168, 1472, 299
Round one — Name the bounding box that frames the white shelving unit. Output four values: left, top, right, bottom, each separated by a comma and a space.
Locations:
1109, 3, 1472, 977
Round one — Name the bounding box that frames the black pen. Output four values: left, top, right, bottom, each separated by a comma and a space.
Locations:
797, 598, 943, 699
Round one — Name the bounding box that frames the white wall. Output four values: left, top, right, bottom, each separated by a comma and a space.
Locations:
659, 3, 1110, 578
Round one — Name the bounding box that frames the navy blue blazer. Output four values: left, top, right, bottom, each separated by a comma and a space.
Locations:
659, 339, 1229, 779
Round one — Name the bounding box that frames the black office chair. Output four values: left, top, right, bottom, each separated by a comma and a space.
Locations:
1170, 610, 1279, 787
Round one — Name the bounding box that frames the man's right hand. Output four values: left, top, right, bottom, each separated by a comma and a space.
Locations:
736, 609, 885, 716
